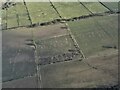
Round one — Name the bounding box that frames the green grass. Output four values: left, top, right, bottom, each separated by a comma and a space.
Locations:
14, 3, 31, 26
1, 9, 6, 20
102, 2, 118, 12
2, 2, 30, 28
68, 15, 118, 57
7, 17, 18, 28
7, 7, 16, 16
18, 16, 31, 26
26, 2, 59, 23
1, 10, 6, 27
16, 2, 28, 14
6, 3, 27, 17
82, 2, 108, 13
2, 2, 118, 29
53, 2, 90, 18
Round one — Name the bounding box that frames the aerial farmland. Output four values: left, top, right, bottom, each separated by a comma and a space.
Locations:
1, 0, 119, 88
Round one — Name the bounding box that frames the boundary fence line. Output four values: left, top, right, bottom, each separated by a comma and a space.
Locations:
1, 10, 119, 30
23, 0, 33, 25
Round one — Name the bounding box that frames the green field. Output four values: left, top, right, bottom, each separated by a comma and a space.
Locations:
1, 2, 118, 29
1, 9, 7, 29
82, 2, 108, 13
68, 15, 118, 57
26, 2, 59, 23
2, 2, 31, 28
102, 2, 119, 12
53, 2, 90, 18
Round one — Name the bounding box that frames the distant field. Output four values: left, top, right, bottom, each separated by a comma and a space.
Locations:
68, 15, 118, 57
82, 2, 108, 13
1, 2, 118, 29
53, 2, 90, 18
2, 2, 31, 28
102, 2, 119, 12
26, 2, 59, 23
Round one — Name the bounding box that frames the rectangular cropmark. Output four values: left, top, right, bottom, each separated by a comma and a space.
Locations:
31, 23, 84, 66
29, 23, 84, 88
36, 34, 82, 65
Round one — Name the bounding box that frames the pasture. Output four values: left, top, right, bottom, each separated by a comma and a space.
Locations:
81, 2, 108, 13
102, 2, 119, 12
1, 1, 117, 29
68, 15, 118, 57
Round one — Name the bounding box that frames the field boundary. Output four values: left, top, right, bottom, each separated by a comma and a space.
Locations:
1, 1, 119, 30
2, 11, 119, 30
77, 1, 116, 43
48, 2, 86, 59
23, 0, 33, 25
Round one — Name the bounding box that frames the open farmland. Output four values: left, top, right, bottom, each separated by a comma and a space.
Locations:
1, 1, 119, 88
68, 15, 118, 57
1, 2, 31, 29
2, 1, 119, 30
102, 2, 119, 12
26, 2, 59, 23
80, 2, 108, 13
52, 2, 90, 18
